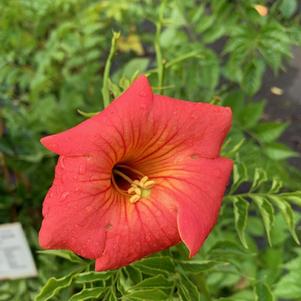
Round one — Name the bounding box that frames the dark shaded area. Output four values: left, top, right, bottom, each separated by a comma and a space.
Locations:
258, 47, 301, 169
257, 48, 301, 301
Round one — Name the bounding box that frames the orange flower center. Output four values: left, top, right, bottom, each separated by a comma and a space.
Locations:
112, 164, 155, 203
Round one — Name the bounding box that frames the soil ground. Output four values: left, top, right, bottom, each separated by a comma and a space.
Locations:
258, 47, 301, 169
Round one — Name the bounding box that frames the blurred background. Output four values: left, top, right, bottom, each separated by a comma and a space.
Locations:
1, 0, 301, 300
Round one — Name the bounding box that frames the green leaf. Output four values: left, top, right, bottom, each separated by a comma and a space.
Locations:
275, 251, 301, 299
264, 143, 299, 160
124, 288, 168, 300
253, 196, 274, 246
195, 13, 214, 33
270, 214, 290, 245
222, 90, 244, 115
133, 256, 174, 275
118, 271, 130, 293
218, 295, 252, 301
208, 241, 250, 259
250, 168, 268, 192
108, 79, 122, 97
178, 273, 201, 301
178, 260, 217, 273
255, 282, 274, 301
177, 281, 191, 301
283, 191, 301, 206
75, 271, 112, 283
241, 60, 265, 95
275, 277, 301, 299
268, 178, 283, 193
128, 275, 173, 291
197, 49, 220, 99
108, 290, 118, 301
69, 288, 106, 301
239, 101, 265, 129
160, 27, 178, 48
125, 266, 143, 284
269, 196, 300, 244
252, 122, 288, 143
121, 58, 150, 78
35, 272, 77, 301
203, 23, 225, 43
233, 197, 249, 248
37, 249, 85, 264
279, 0, 298, 18
230, 161, 249, 193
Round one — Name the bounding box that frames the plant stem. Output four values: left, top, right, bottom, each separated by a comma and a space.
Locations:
147, 50, 202, 76
155, 1, 166, 93
102, 32, 120, 108
224, 191, 287, 201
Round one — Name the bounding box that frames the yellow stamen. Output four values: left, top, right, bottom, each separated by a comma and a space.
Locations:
134, 187, 142, 196
112, 166, 155, 204
127, 187, 136, 194
126, 175, 155, 203
140, 176, 149, 185
132, 180, 140, 186
129, 194, 140, 203
143, 180, 155, 189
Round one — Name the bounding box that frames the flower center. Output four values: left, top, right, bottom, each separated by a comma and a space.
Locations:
112, 164, 155, 203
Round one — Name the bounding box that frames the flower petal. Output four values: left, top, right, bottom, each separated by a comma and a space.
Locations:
151, 95, 232, 159
39, 155, 113, 258
95, 188, 180, 271
116, 95, 231, 173
40, 75, 153, 156
153, 156, 233, 256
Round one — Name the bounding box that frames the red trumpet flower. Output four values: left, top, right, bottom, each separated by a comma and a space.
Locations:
39, 75, 233, 271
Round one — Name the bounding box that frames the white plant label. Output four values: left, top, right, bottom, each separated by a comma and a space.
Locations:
0, 223, 37, 280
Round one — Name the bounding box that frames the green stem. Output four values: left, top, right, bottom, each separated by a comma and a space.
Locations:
225, 191, 286, 201
146, 50, 203, 76
102, 32, 120, 108
154, 1, 166, 93
165, 50, 202, 69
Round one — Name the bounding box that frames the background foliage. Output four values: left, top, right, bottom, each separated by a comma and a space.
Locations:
1, 0, 301, 300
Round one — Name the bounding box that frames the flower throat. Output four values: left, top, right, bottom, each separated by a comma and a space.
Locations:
112, 164, 155, 203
